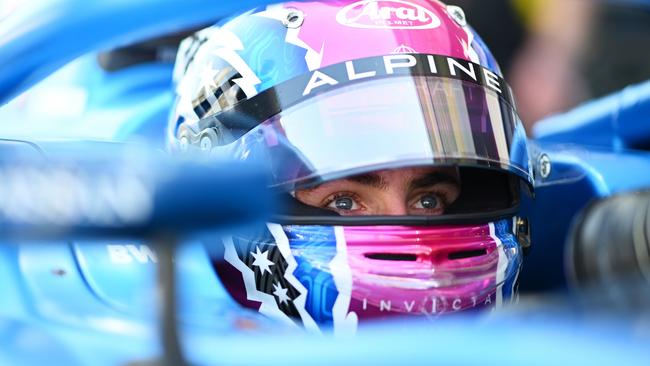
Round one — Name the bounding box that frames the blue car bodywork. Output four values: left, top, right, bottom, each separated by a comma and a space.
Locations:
1, 0, 650, 365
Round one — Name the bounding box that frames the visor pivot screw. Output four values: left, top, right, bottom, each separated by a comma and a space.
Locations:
200, 135, 213, 151
283, 9, 305, 29
538, 154, 552, 179
447, 5, 467, 27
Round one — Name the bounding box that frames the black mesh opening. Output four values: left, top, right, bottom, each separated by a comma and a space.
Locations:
365, 253, 419, 261
448, 249, 488, 260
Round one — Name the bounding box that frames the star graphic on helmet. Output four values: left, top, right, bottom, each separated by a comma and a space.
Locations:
272, 282, 290, 305
251, 246, 274, 274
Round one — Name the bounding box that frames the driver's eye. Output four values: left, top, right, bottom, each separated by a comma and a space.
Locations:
327, 196, 358, 211
416, 194, 440, 209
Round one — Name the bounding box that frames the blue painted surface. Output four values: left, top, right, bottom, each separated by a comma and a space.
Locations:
0, 145, 272, 240
523, 148, 650, 289
521, 93, 650, 292
534, 80, 650, 151
0, 0, 305, 105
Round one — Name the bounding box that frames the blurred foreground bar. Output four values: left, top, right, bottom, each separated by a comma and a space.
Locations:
0, 141, 271, 240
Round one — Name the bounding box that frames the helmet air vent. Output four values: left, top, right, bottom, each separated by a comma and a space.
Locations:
448, 249, 488, 260
365, 253, 418, 261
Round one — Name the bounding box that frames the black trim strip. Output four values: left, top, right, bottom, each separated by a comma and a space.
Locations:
271, 205, 519, 227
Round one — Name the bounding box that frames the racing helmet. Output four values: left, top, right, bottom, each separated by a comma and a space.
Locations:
169, 0, 533, 332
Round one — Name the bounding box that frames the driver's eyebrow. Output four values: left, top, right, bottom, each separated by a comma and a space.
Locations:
409, 172, 459, 191
299, 172, 387, 193
345, 173, 387, 190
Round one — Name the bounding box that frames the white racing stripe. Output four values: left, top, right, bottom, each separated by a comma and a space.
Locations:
489, 222, 508, 308
330, 226, 358, 336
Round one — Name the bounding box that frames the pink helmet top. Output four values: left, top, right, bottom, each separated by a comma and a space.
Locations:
275, 0, 499, 73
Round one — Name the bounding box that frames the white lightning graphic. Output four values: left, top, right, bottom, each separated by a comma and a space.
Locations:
331, 226, 359, 336
222, 235, 298, 328
460, 28, 480, 64
489, 222, 509, 308
255, 4, 325, 70
209, 29, 262, 98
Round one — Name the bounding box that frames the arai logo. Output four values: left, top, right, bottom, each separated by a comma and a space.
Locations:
336, 0, 441, 30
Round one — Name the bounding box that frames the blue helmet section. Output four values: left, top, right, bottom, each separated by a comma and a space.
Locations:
284, 226, 339, 325
495, 219, 521, 300
222, 12, 311, 92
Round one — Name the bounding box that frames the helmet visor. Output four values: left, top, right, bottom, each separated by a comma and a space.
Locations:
227, 75, 531, 191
